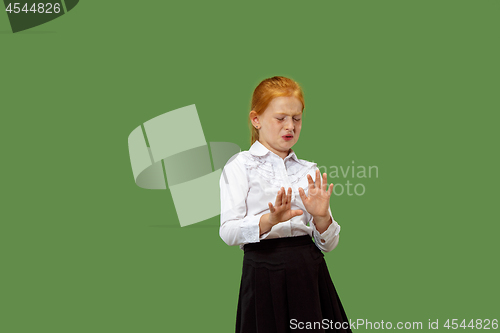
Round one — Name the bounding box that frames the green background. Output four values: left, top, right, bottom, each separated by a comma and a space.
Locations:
1, 1, 498, 332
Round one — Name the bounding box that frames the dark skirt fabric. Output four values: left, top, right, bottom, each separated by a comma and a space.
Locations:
236, 235, 351, 333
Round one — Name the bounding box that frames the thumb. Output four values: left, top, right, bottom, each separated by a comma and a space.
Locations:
268, 202, 275, 213
291, 209, 303, 218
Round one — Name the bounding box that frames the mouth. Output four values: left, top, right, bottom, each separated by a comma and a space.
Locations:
282, 134, 294, 141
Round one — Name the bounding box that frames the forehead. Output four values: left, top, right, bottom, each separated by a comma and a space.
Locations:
265, 96, 303, 116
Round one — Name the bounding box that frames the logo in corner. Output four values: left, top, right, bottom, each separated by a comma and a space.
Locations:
3, 0, 79, 33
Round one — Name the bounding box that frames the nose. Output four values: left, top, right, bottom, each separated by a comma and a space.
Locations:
284, 118, 294, 131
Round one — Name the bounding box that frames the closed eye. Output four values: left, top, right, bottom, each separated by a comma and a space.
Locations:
277, 117, 301, 121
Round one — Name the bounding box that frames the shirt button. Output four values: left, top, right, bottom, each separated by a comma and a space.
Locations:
320, 239, 326, 243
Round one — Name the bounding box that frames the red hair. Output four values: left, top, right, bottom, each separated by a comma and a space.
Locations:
249, 76, 305, 145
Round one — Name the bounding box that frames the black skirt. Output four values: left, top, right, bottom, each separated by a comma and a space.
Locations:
236, 235, 351, 333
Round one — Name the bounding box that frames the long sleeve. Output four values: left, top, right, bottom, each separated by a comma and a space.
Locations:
308, 206, 341, 252
219, 155, 266, 246
220, 143, 345, 252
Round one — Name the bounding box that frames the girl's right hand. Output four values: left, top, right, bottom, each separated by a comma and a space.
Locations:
268, 187, 304, 226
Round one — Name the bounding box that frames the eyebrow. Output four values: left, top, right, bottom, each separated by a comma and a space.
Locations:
275, 112, 302, 116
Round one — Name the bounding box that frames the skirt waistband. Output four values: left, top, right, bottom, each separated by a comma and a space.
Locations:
244, 235, 313, 253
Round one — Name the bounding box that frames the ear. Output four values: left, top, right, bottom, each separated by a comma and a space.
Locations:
249, 110, 260, 129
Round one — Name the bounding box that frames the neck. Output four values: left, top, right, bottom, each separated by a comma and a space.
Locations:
258, 140, 290, 159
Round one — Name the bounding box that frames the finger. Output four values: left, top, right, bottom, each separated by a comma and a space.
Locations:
307, 174, 314, 191
322, 173, 327, 191
328, 183, 334, 196
275, 188, 283, 206
315, 169, 321, 188
298, 187, 307, 201
281, 187, 286, 206
286, 187, 292, 206
291, 209, 303, 217
268, 202, 275, 213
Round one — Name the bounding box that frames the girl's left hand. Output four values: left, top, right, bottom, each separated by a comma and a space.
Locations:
298, 169, 333, 219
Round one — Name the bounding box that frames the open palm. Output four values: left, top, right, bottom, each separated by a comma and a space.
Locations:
268, 187, 304, 226
298, 169, 333, 218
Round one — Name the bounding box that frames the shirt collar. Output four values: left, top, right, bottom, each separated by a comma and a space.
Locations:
249, 140, 301, 163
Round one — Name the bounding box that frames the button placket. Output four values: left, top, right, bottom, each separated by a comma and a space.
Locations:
280, 159, 295, 202
275, 159, 291, 237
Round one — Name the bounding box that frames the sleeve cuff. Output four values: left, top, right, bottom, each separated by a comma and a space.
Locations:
240, 212, 267, 244
313, 214, 341, 247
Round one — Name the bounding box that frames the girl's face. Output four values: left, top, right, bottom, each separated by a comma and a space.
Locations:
251, 96, 303, 159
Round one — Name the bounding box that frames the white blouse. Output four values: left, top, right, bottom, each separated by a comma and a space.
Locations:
219, 140, 341, 252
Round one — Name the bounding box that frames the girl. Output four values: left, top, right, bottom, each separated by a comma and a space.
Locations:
220, 76, 351, 333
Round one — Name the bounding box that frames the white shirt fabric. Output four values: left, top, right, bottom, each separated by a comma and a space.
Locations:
219, 140, 341, 252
